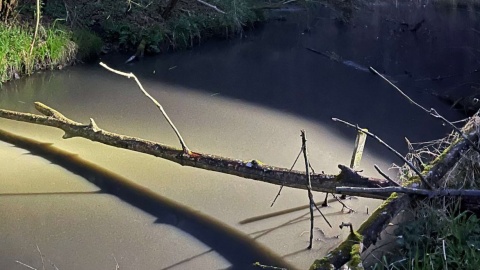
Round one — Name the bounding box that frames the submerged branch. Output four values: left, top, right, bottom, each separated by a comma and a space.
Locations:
0, 103, 394, 198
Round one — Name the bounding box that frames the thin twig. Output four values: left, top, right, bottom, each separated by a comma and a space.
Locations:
332, 118, 434, 189
113, 254, 120, 270
312, 202, 332, 227
330, 193, 355, 213
270, 147, 303, 207
99, 62, 191, 154
196, 0, 226, 14
308, 160, 316, 174
369, 66, 480, 154
301, 130, 331, 248
15, 261, 37, 270
374, 165, 400, 187
49, 260, 60, 270
36, 244, 45, 270
301, 130, 315, 249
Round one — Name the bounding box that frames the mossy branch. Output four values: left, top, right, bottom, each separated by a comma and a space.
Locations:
310, 192, 408, 270
310, 129, 478, 269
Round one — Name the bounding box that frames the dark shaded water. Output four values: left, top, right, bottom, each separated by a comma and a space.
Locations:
1, 2, 478, 269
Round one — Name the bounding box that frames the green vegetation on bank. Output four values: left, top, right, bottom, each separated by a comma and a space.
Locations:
373, 199, 480, 270
0, 0, 266, 83
373, 121, 480, 269
71, 28, 103, 61
0, 23, 76, 83
44, 0, 262, 52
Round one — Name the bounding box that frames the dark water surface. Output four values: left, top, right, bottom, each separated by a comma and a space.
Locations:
0, 2, 477, 269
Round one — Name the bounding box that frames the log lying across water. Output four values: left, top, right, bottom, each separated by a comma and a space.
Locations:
0, 102, 396, 199
2, 102, 479, 270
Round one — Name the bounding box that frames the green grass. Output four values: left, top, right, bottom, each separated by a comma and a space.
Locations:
374, 199, 480, 270
89, 0, 262, 51
0, 23, 76, 83
167, 0, 261, 48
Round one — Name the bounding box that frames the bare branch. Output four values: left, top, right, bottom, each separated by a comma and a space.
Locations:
301, 130, 331, 249
99, 62, 191, 155
369, 66, 480, 154
15, 261, 37, 270
36, 244, 45, 270
270, 147, 303, 207
374, 164, 400, 187
330, 193, 355, 213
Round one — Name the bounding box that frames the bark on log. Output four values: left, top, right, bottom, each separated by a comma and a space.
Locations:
310, 130, 479, 269
0, 102, 396, 199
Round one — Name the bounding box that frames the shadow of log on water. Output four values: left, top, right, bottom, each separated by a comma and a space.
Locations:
0, 128, 296, 270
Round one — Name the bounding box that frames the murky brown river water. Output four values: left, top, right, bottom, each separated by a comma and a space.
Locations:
0, 2, 477, 269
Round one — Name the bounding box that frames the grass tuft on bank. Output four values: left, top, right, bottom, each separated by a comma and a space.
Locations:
0, 23, 76, 83
0, 0, 265, 83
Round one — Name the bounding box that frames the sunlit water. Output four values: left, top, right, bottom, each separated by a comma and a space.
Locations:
0, 2, 474, 269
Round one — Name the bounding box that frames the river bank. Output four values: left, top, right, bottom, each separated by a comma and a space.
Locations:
1, 1, 480, 269
0, 0, 266, 84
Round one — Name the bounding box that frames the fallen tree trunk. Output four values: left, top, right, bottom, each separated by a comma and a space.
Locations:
0, 102, 395, 199
310, 129, 479, 269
